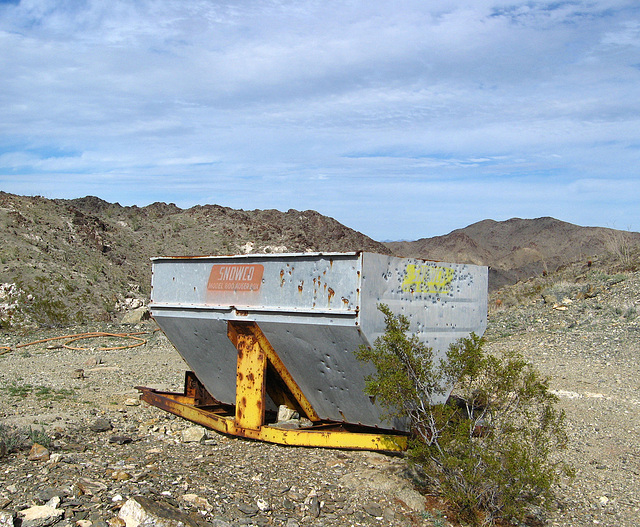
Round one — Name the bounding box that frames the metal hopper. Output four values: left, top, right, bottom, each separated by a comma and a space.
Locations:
138, 252, 487, 451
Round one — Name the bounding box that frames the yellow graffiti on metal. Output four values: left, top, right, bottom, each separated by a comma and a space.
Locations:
402, 264, 455, 294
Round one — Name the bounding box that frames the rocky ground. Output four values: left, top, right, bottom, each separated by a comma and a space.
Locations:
1, 264, 639, 527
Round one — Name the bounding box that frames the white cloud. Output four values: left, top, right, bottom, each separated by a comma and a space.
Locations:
1, 0, 639, 239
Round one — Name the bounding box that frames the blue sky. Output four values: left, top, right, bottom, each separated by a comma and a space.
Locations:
1, 1, 639, 241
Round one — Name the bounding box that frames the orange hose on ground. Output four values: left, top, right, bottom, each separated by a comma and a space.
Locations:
16, 331, 152, 351
63, 332, 147, 351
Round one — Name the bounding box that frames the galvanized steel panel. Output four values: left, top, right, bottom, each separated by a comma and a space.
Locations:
150, 252, 487, 431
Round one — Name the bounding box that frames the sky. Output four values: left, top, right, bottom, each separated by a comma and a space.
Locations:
1, 1, 639, 241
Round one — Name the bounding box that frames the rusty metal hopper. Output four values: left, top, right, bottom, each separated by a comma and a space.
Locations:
141, 252, 487, 450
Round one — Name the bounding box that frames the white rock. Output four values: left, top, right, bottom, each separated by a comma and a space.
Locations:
0, 511, 15, 527
48, 453, 64, 463
256, 498, 270, 512
181, 426, 207, 443
119, 496, 202, 527
277, 405, 298, 422
18, 497, 64, 521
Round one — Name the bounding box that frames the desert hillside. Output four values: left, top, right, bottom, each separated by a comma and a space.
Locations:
1, 192, 640, 526
385, 217, 640, 290
0, 192, 388, 327
2, 191, 639, 327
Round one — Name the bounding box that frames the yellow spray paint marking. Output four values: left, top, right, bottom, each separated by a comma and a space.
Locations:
402, 264, 455, 294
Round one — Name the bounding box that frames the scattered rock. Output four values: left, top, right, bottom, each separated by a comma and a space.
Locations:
270, 419, 300, 430
363, 502, 383, 518
180, 495, 212, 512
119, 496, 206, 527
236, 503, 258, 517
18, 497, 65, 525
180, 427, 206, 443
121, 308, 150, 325
84, 357, 103, 367
0, 511, 15, 527
277, 405, 299, 422
108, 436, 133, 445
27, 443, 50, 462
577, 283, 600, 299
36, 488, 66, 502
74, 478, 108, 496
89, 419, 113, 433
110, 471, 132, 482
304, 492, 320, 518
48, 453, 63, 463
107, 517, 125, 527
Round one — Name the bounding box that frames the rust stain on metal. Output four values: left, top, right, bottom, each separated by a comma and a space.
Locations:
327, 288, 335, 302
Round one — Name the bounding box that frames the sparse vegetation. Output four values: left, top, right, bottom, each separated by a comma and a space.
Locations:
356, 304, 571, 526
3, 381, 76, 401
0, 423, 52, 457
605, 229, 634, 269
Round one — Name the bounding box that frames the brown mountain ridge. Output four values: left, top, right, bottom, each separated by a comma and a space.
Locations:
1, 191, 638, 327
385, 217, 640, 290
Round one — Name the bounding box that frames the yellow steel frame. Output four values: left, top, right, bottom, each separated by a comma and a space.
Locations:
137, 321, 407, 452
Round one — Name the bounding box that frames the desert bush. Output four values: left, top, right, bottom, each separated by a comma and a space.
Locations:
0, 423, 51, 457
356, 304, 571, 525
605, 229, 633, 268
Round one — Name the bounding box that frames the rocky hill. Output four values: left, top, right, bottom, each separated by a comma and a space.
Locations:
385, 217, 640, 290
2, 191, 640, 525
0, 193, 389, 328
2, 191, 639, 328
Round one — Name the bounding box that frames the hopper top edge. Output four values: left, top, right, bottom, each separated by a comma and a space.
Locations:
151, 251, 362, 262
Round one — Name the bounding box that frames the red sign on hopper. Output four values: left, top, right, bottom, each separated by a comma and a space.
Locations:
207, 264, 264, 292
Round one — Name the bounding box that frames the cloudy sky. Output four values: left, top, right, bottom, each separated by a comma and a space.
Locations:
1, 1, 639, 241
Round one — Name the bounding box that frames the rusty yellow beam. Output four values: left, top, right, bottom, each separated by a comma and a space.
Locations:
138, 387, 407, 451
229, 321, 320, 422
227, 322, 267, 431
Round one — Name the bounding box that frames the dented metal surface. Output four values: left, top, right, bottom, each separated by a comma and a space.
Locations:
150, 252, 488, 432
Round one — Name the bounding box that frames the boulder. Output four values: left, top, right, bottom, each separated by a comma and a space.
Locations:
121, 307, 150, 325
119, 496, 208, 527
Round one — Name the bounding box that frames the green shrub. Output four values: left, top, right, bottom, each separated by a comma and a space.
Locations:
0, 423, 51, 456
356, 304, 571, 525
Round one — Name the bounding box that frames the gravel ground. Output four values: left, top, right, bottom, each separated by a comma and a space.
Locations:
485, 269, 640, 526
1, 268, 639, 526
